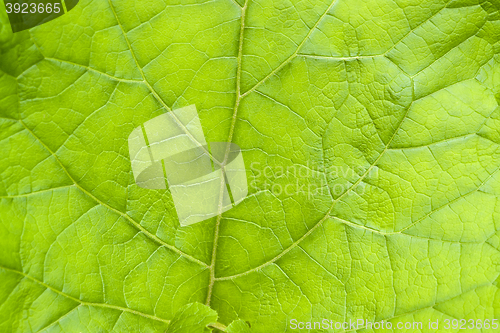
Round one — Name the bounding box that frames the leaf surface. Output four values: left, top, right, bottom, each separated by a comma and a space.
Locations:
1, 0, 500, 332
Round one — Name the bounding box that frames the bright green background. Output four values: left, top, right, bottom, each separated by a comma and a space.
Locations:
1, 0, 500, 332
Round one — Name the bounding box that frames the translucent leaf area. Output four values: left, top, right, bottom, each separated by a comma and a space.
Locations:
1, 0, 500, 332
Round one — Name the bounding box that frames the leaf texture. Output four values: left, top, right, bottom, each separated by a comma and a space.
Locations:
1, 0, 500, 332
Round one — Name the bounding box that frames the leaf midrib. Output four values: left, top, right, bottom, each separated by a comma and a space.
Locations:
205, 0, 344, 307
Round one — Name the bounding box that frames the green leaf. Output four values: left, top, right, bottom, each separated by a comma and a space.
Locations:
227, 320, 251, 333
1, 0, 500, 332
166, 303, 217, 333
164, 303, 250, 333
